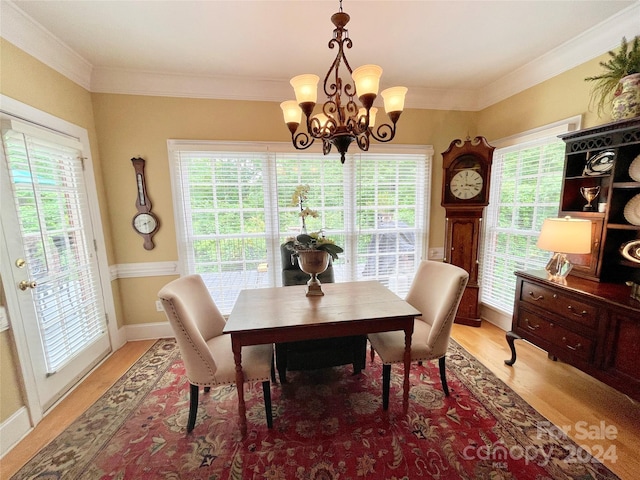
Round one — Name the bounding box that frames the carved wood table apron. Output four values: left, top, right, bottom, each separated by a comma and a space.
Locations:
224, 280, 419, 436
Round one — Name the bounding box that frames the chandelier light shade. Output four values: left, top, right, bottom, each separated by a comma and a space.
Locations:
536, 216, 592, 282
280, 0, 407, 163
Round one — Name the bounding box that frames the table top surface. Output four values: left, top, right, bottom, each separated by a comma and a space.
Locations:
223, 281, 420, 334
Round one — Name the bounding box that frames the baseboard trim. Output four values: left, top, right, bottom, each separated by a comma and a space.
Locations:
124, 321, 174, 341
0, 407, 31, 458
480, 304, 511, 331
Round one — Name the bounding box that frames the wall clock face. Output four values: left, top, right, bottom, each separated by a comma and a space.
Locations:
133, 212, 158, 235
450, 169, 483, 200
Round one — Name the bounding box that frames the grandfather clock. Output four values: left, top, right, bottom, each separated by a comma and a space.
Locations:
441, 136, 494, 327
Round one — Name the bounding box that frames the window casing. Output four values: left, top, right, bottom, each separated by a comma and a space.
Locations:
169, 142, 431, 314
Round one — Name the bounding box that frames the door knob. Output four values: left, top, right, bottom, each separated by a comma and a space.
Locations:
18, 280, 37, 291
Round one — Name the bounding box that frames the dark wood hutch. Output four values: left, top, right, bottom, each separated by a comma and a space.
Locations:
506, 118, 640, 401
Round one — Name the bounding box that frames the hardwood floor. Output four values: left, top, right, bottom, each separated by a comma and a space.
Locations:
1, 322, 638, 479
452, 321, 640, 480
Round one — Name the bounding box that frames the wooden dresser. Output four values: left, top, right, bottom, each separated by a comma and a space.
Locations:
506, 270, 640, 401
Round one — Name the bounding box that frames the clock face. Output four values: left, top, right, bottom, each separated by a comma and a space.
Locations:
449, 169, 483, 200
133, 212, 158, 235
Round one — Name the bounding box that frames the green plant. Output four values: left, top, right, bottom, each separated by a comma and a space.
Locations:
283, 231, 344, 260
585, 36, 640, 116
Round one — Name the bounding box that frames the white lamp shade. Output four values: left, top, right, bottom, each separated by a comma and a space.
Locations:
280, 101, 302, 124
358, 107, 377, 127
537, 217, 592, 254
352, 64, 383, 96
290, 74, 319, 104
381, 86, 408, 113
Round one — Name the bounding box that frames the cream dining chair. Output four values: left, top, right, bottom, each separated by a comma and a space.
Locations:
158, 274, 274, 432
368, 260, 469, 409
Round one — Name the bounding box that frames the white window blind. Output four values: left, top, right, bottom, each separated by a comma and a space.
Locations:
479, 128, 572, 314
3, 124, 106, 373
169, 142, 431, 314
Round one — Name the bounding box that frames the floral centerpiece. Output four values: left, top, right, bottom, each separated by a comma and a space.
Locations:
282, 185, 343, 296
283, 184, 344, 260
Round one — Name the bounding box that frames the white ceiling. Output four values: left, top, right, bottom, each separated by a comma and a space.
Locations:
3, 0, 640, 110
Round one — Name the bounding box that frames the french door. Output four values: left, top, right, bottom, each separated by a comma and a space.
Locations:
0, 116, 111, 412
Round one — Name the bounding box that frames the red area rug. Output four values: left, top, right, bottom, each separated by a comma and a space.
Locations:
12, 339, 619, 479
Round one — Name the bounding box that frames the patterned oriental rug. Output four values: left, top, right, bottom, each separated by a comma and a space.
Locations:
12, 339, 619, 480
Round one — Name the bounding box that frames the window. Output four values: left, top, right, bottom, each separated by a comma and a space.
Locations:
479, 117, 580, 314
169, 142, 431, 314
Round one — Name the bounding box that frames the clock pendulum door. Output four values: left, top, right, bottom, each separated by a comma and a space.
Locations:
441, 136, 495, 326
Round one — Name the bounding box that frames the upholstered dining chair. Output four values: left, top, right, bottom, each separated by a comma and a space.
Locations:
368, 260, 469, 409
158, 274, 274, 432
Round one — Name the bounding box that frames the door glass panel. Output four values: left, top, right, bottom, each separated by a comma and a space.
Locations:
3, 128, 107, 374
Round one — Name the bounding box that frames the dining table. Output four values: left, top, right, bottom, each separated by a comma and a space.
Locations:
223, 280, 420, 435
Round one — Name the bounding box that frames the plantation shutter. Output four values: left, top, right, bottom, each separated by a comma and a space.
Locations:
3, 120, 107, 373
169, 141, 431, 314
352, 153, 428, 297
479, 136, 566, 314
172, 148, 273, 313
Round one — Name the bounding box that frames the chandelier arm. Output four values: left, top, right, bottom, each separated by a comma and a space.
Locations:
292, 131, 315, 150
356, 132, 370, 152
369, 122, 397, 143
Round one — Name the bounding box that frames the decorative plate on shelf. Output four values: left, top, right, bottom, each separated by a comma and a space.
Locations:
619, 240, 640, 264
583, 150, 615, 176
623, 193, 640, 226
629, 154, 640, 182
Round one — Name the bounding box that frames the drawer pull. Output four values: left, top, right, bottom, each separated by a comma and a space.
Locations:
528, 291, 544, 301
562, 337, 582, 351
567, 305, 587, 317
525, 318, 540, 330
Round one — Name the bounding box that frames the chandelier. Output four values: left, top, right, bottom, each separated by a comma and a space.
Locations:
280, 0, 407, 164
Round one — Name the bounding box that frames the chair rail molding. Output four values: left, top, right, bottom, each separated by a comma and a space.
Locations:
110, 261, 180, 281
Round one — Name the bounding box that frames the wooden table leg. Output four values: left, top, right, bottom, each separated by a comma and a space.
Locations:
231, 336, 247, 436
403, 322, 413, 413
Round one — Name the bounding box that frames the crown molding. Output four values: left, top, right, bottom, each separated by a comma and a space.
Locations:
477, 2, 640, 109
2, 0, 639, 111
90, 67, 480, 111
1, 1, 93, 90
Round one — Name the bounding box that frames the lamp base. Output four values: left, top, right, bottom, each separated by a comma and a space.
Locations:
545, 252, 573, 283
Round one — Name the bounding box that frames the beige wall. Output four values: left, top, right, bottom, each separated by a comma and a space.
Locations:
91, 93, 476, 325
477, 51, 613, 138
0, 37, 614, 426
0, 282, 23, 423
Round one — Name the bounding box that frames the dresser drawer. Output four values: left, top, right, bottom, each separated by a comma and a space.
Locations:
520, 281, 598, 329
516, 308, 594, 362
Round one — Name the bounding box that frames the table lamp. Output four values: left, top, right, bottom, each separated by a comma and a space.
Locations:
536, 216, 592, 282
